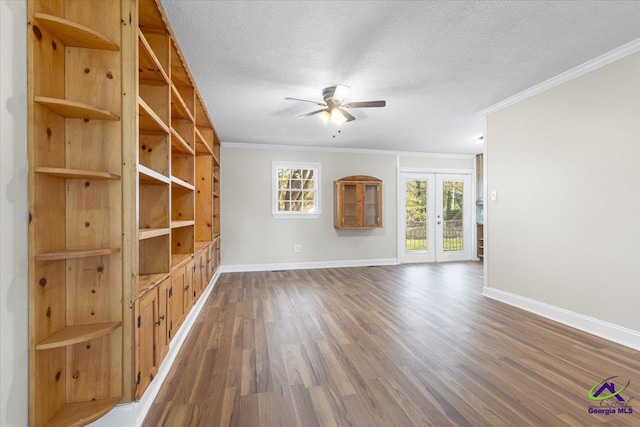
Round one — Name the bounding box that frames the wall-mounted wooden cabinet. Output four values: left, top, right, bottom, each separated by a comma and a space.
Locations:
334, 176, 383, 229
28, 0, 221, 425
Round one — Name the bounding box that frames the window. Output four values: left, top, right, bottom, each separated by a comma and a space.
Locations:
272, 161, 321, 218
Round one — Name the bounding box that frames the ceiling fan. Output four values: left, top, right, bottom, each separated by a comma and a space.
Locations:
285, 85, 386, 124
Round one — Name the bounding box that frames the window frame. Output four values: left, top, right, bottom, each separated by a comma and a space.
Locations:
272, 161, 321, 219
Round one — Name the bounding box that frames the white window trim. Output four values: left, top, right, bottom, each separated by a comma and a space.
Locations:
272, 161, 321, 219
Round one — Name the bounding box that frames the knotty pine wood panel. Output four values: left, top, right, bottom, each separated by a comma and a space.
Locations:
144, 263, 640, 427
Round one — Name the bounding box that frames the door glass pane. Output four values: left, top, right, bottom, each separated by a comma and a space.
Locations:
442, 181, 463, 251
363, 184, 378, 226
343, 184, 358, 226
405, 180, 427, 251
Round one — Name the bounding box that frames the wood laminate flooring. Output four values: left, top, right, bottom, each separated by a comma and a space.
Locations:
143, 262, 640, 426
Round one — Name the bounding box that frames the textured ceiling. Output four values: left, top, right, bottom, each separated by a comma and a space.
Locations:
160, 0, 640, 154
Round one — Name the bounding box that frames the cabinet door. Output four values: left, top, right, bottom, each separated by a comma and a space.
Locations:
170, 266, 185, 340
363, 183, 382, 227
185, 259, 195, 313
157, 278, 170, 363
206, 244, 213, 282
340, 183, 359, 227
193, 250, 203, 302
136, 288, 158, 399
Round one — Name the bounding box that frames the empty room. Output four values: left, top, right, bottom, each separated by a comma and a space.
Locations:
2, 0, 640, 426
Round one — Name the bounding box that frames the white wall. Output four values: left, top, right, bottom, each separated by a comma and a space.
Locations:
486, 52, 640, 332
1, 0, 29, 426
221, 145, 473, 268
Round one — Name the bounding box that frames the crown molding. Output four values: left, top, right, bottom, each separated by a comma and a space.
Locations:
221, 141, 476, 159
479, 37, 640, 116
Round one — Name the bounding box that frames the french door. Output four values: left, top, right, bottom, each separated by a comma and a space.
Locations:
399, 172, 471, 263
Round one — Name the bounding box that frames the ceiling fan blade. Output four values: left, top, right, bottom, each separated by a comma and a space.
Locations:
332, 85, 350, 104
340, 108, 356, 122
285, 97, 326, 106
297, 108, 328, 119
343, 100, 386, 108
322, 85, 350, 105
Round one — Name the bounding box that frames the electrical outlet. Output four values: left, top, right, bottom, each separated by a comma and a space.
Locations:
294, 244, 302, 253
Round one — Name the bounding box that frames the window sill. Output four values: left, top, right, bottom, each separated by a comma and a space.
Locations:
272, 213, 321, 219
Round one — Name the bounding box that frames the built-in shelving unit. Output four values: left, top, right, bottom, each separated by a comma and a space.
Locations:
131, 0, 222, 404
28, 1, 124, 426
28, 0, 222, 424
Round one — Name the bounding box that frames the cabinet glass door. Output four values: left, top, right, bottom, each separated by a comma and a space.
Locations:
342, 184, 359, 226
363, 184, 379, 227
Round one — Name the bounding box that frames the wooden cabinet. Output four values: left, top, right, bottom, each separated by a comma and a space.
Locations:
334, 176, 383, 228
134, 276, 170, 399
28, 0, 222, 423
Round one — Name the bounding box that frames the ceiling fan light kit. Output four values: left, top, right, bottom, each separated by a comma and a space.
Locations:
285, 84, 386, 125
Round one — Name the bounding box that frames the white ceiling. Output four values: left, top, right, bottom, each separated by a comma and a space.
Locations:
160, 1, 640, 154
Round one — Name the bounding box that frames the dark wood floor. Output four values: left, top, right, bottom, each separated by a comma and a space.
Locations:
144, 262, 640, 426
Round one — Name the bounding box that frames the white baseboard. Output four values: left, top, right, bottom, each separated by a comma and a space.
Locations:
89, 269, 222, 427
483, 287, 640, 351
221, 258, 398, 273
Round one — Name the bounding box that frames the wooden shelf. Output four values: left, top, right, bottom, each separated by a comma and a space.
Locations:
195, 128, 213, 155
171, 253, 192, 269
171, 175, 195, 191
139, 228, 170, 240
35, 96, 119, 121
139, 97, 169, 133
139, 164, 170, 185
138, 29, 169, 84
34, 13, 119, 51
139, 272, 170, 296
170, 128, 194, 155
194, 241, 212, 252
171, 220, 194, 229
213, 174, 220, 182
171, 84, 194, 122
35, 247, 121, 261
43, 397, 121, 427
35, 167, 120, 181
36, 322, 121, 350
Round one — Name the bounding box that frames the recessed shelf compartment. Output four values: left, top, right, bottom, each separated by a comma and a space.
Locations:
139, 133, 169, 177
139, 234, 170, 277
195, 128, 213, 155
170, 128, 194, 155
171, 152, 194, 186
43, 397, 121, 427
34, 13, 119, 51
35, 247, 121, 261
138, 29, 169, 84
139, 164, 170, 185
171, 84, 194, 122
35, 167, 120, 181
139, 227, 170, 240
35, 96, 120, 121
170, 40, 191, 88
35, 322, 121, 350
139, 97, 169, 133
